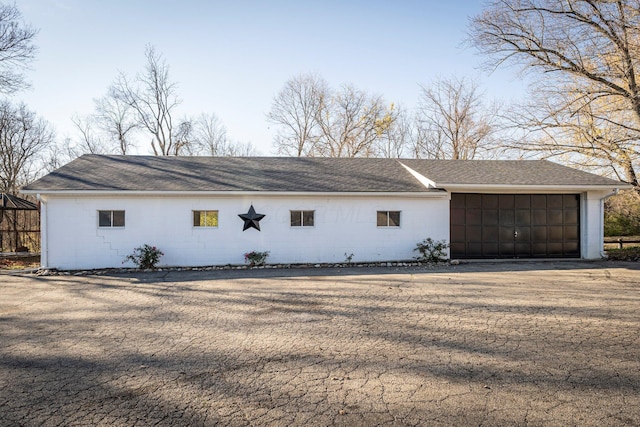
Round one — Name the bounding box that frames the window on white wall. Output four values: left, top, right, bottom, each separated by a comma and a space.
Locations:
377, 211, 400, 227
98, 210, 125, 227
291, 210, 314, 227
193, 210, 219, 227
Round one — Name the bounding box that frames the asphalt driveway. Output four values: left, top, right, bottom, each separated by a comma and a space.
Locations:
1, 261, 639, 426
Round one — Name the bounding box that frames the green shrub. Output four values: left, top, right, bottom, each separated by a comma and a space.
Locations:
605, 190, 640, 236
123, 244, 164, 269
244, 250, 269, 266
344, 252, 354, 264
414, 238, 449, 263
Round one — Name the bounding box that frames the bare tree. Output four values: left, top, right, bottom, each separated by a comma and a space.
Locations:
94, 92, 138, 154
170, 118, 193, 156
42, 141, 69, 173
70, 115, 109, 156
315, 84, 394, 157
471, 0, 640, 191
111, 45, 184, 155
414, 77, 498, 159
0, 101, 54, 193
221, 140, 258, 157
267, 72, 327, 156
0, 3, 37, 94
372, 104, 412, 158
190, 113, 228, 155
184, 113, 256, 156
268, 74, 396, 157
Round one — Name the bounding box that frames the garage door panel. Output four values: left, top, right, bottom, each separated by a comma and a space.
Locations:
548, 226, 563, 240
515, 195, 531, 208
484, 243, 499, 256
450, 242, 466, 254
483, 210, 499, 225
516, 210, 531, 225
548, 210, 564, 225
564, 241, 580, 255
451, 208, 465, 221
532, 226, 547, 240
532, 195, 547, 208
467, 226, 482, 242
516, 227, 531, 240
483, 226, 498, 240
548, 195, 563, 208
467, 194, 482, 208
516, 242, 531, 254
500, 226, 514, 241
533, 209, 547, 225
500, 195, 515, 208
564, 226, 579, 240
451, 196, 466, 208
532, 242, 547, 256
548, 242, 563, 255
450, 193, 581, 259
451, 225, 466, 243
483, 194, 499, 208
466, 209, 482, 225
500, 210, 515, 225
500, 242, 515, 255
468, 243, 483, 254
564, 194, 579, 208
564, 210, 579, 224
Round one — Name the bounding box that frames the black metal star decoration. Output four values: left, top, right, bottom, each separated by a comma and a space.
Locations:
238, 205, 266, 231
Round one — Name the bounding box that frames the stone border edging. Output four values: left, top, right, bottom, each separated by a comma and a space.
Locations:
33, 260, 457, 276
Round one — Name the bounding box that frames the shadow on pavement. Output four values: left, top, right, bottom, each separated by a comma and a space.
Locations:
89, 259, 639, 283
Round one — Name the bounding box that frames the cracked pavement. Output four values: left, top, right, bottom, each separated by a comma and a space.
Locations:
1, 261, 639, 426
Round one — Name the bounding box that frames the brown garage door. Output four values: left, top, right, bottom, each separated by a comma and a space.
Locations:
450, 194, 580, 259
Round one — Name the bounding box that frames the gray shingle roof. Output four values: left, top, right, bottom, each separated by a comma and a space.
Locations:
22, 155, 431, 192
21, 155, 624, 193
399, 159, 623, 187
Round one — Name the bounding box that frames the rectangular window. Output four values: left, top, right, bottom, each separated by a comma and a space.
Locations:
377, 211, 400, 227
290, 210, 314, 227
98, 210, 125, 227
193, 210, 219, 227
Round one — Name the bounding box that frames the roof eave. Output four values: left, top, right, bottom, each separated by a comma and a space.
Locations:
437, 183, 631, 192
21, 189, 449, 198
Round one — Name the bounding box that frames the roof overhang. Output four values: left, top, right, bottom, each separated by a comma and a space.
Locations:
22, 189, 450, 199
436, 184, 631, 193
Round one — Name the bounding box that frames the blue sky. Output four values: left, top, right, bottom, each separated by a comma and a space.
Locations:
17, 0, 526, 155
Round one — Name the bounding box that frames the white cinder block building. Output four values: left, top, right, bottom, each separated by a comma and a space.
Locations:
21, 155, 627, 270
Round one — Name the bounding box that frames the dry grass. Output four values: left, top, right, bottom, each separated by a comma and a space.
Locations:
603, 236, 640, 250
605, 246, 640, 261
0, 255, 40, 270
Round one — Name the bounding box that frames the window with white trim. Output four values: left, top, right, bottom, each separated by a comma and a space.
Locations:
377, 210, 400, 227
193, 210, 219, 227
290, 210, 314, 227
98, 210, 125, 227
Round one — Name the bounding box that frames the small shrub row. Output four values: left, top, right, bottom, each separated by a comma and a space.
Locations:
123, 237, 450, 270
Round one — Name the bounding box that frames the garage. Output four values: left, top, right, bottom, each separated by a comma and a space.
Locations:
23, 156, 627, 267
450, 193, 580, 259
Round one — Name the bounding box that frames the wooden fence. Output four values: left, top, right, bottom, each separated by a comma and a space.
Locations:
0, 209, 40, 252
604, 237, 640, 249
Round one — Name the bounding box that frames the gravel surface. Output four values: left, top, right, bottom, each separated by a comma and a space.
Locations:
1, 261, 639, 426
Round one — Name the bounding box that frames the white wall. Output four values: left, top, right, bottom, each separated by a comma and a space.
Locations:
582, 190, 613, 259
42, 194, 450, 270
